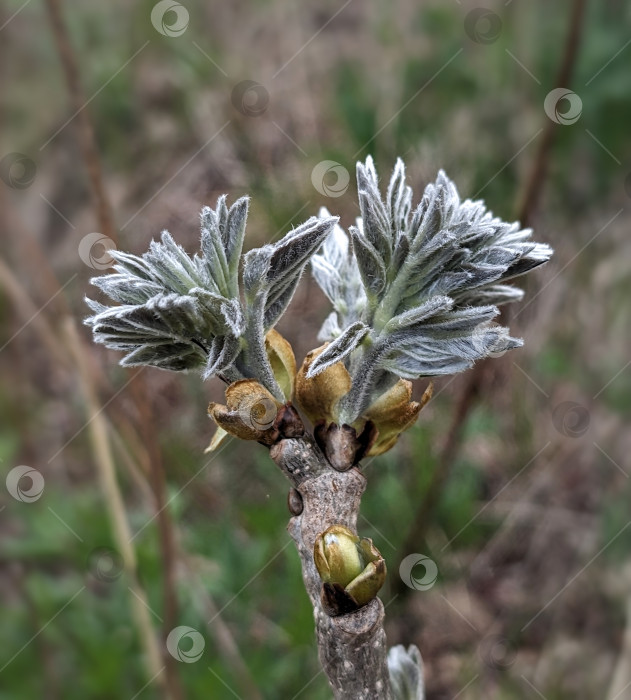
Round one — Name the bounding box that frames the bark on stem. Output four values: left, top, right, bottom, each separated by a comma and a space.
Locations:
269, 437, 393, 700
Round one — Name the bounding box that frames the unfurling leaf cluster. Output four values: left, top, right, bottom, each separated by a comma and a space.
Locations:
86, 156, 552, 458
85, 196, 337, 401
310, 157, 552, 423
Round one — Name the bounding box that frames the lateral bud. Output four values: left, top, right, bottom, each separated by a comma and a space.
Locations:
314, 525, 386, 616
287, 487, 304, 516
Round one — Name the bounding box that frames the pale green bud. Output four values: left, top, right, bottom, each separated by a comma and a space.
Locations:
314, 525, 387, 614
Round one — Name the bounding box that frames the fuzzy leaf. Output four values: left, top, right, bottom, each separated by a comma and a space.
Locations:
263, 273, 302, 329
386, 158, 412, 238
223, 196, 249, 264
381, 320, 523, 379
87, 294, 210, 372
202, 334, 242, 380
388, 645, 425, 700
311, 212, 367, 335
239, 215, 338, 398
455, 283, 524, 306
349, 226, 387, 298
357, 156, 392, 265
267, 217, 337, 286
307, 322, 370, 378
321, 158, 552, 421
244, 216, 337, 302
383, 296, 454, 333
391, 232, 410, 273
86, 195, 327, 395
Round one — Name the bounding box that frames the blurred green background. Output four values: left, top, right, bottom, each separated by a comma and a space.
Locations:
1, 0, 631, 698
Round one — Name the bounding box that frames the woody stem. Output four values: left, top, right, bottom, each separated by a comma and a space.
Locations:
269, 436, 393, 700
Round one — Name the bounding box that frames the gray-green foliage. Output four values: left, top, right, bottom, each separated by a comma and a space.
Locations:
85, 196, 337, 401
311, 157, 553, 422
311, 215, 367, 340
387, 645, 425, 700
86, 157, 551, 415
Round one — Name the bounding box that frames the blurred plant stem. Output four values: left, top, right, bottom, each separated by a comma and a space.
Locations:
607, 585, 631, 700
131, 377, 185, 700
44, 0, 117, 245
516, 0, 588, 225
184, 556, 264, 700
397, 0, 588, 585
1, 187, 158, 503
0, 231, 252, 697
64, 317, 167, 693
0, 256, 68, 368
43, 3, 188, 695
0, 189, 73, 319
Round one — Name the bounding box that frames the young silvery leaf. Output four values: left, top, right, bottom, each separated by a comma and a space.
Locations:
307, 321, 370, 378
308, 157, 553, 430
388, 645, 425, 700
85, 195, 338, 401
240, 215, 337, 393
311, 210, 367, 339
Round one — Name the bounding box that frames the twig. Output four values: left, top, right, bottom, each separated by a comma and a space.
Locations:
270, 437, 393, 699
